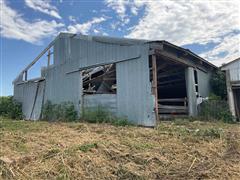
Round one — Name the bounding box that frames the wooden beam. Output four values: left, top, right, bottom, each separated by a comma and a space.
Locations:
158, 78, 184, 85
152, 55, 159, 122
158, 70, 184, 79
158, 98, 187, 102
153, 49, 208, 73
158, 82, 185, 89
13, 37, 57, 83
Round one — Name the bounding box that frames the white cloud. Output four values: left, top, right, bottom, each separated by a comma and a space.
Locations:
25, 0, 61, 19
0, 0, 64, 44
125, 0, 240, 66
68, 15, 77, 23
105, 0, 142, 26
105, 0, 127, 20
200, 33, 240, 66
67, 17, 106, 34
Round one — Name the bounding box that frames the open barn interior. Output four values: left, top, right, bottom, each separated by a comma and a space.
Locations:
149, 55, 188, 118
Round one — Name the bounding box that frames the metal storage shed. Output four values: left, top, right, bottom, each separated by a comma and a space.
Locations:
13, 33, 217, 126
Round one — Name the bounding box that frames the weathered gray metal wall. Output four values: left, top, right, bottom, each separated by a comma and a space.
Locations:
222, 59, 240, 82
116, 44, 156, 126
197, 69, 211, 98
47, 35, 154, 125
83, 94, 117, 114
13, 33, 215, 125
14, 81, 44, 120
185, 67, 197, 116
53, 35, 142, 72
44, 64, 81, 112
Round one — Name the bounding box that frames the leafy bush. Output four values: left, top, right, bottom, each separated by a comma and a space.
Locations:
0, 96, 23, 119
42, 101, 77, 122
210, 70, 227, 100
208, 93, 221, 100
82, 106, 133, 126
198, 100, 234, 123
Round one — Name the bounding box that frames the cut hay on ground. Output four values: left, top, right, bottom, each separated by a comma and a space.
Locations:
0, 118, 240, 179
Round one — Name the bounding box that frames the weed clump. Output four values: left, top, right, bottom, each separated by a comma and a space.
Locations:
82, 106, 133, 126
82, 106, 111, 123
78, 143, 98, 152
194, 128, 222, 139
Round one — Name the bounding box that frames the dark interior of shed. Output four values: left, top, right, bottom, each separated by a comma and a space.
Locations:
149, 55, 188, 116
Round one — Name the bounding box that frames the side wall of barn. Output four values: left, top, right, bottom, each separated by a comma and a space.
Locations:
44, 35, 156, 126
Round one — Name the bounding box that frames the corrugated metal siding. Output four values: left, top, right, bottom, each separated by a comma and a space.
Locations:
14, 83, 24, 103
116, 44, 156, 126
44, 63, 81, 112
55, 37, 141, 73
197, 69, 211, 98
14, 81, 44, 120
222, 60, 240, 82
185, 67, 197, 116
16, 34, 217, 124
83, 94, 117, 114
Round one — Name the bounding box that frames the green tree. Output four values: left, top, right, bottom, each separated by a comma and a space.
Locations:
0, 96, 23, 119
210, 70, 227, 100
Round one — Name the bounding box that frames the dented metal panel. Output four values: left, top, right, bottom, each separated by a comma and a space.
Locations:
116, 44, 156, 126
54, 36, 141, 73
14, 81, 44, 120
31, 81, 45, 120
185, 67, 197, 116
197, 69, 211, 98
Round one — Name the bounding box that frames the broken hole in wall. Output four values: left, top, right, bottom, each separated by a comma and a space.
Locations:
82, 63, 116, 94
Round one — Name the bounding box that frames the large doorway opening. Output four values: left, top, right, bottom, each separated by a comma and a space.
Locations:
149, 55, 188, 118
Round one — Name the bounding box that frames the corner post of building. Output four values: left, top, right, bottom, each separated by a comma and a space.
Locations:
151, 54, 159, 122
24, 71, 28, 81
47, 50, 51, 67
226, 70, 236, 120
185, 67, 197, 116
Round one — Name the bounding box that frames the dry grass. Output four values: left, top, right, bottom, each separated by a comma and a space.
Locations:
0, 117, 240, 179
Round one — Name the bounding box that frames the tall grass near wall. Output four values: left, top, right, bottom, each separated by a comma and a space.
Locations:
42, 101, 78, 122
82, 106, 132, 126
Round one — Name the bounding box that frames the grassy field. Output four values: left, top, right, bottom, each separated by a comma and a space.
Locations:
0, 118, 240, 179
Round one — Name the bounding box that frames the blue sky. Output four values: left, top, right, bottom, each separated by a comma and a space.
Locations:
1, 0, 240, 96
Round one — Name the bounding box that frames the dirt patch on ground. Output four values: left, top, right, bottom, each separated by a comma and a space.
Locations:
0, 119, 240, 179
